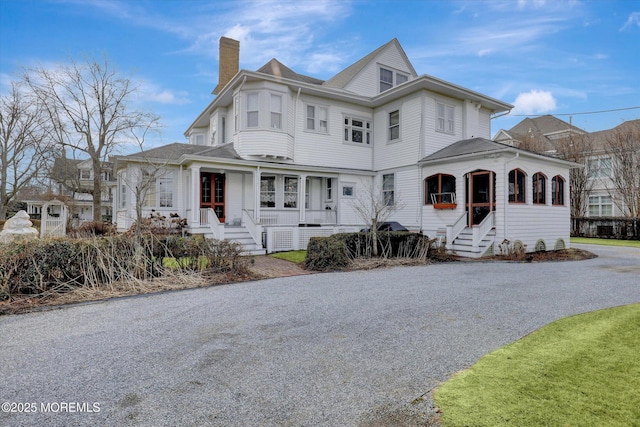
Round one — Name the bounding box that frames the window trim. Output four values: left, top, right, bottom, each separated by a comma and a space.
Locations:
260, 175, 276, 208
344, 115, 372, 146
588, 195, 613, 217
388, 109, 400, 142
552, 175, 565, 206
424, 174, 456, 206
379, 66, 409, 93
532, 172, 547, 205
305, 103, 329, 133
436, 102, 455, 134
341, 184, 355, 198
246, 92, 259, 128
270, 93, 282, 130
587, 156, 612, 179
80, 169, 91, 180
509, 168, 527, 204
382, 174, 395, 206
283, 176, 298, 209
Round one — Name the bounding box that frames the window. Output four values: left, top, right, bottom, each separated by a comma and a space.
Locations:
247, 92, 259, 128
509, 169, 526, 203
344, 117, 371, 144
260, 176, 275, 208
80, 169, 91, 180
589, 195, 612, 216
588, 157, 612, 179
142, 172, 173, 208
425, 174, 456, 204
389, 110, 399, 141
284, 176, 298, 208
380, 67, 393, 92
342, 185, 354, 197
221, 116, 226, 143
270, 94, 282, 129
305, 178, 310, 209
326, 178, 333, 201
194, 134, 205, 145
158, 177, 173, 207
306, 104, 328, 133
552, 175, 565, 205
436, 103, 455, 134
119, 183, 127, 209
382, 174, 395, 206
379, 67, 409, 92
532, 173, 546, 204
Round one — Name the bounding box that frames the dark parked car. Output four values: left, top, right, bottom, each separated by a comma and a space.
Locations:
360, 221, 409, 232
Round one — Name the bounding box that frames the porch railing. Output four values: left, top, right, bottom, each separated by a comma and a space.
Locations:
242, 209, 262, 246
446, 211, 468, 250
246, 209, 337, 226
472, 211, 495, 252
200, 208, 224, 240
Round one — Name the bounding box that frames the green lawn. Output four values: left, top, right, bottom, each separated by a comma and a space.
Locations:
270, 250, 306, 264
571, 237, 640, 248
434, 303, 640, 427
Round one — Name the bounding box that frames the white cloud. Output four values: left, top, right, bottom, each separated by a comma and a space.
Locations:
477, 48, 493, 57
620, 11, 640, 31
138, 81, 190, 105
512, 90, 557, 114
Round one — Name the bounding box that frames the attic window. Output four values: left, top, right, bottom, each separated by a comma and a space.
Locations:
380, 67, 409, 93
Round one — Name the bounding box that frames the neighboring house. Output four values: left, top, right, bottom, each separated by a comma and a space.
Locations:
495, 115, 640, 218
24, 156, 116, 223
114, 37, 576, 257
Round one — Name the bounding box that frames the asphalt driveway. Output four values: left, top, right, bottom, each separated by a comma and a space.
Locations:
1, 244, 639, 426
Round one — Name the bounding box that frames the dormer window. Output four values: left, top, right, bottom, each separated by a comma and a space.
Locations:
80, 169, 91, 180
379, 67, 409, 93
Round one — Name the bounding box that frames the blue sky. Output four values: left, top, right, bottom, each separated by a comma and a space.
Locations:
1, 0, 639, 151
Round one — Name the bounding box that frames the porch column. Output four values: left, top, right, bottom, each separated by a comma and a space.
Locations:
190, 165, 200, 226
254, 167, 261, 223
299, 174, 307, 223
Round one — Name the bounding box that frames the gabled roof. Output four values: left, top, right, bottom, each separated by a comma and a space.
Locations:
419, 137, 578, 167
507, 115, 585, 139
256, 59, 324, 85
589, 118, 640, 151
118, 142, 242, 164
323, 38, 417, 89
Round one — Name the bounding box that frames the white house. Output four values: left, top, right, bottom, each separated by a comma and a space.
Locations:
114, 37, 576, 257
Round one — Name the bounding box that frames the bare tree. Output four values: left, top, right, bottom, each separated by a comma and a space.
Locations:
605, 120, 640, 218
0, 81, 54, 219
23, 56, 161, 222
555, 133, 594, 218
516, 132, 550, 153
350, 177, 404, 257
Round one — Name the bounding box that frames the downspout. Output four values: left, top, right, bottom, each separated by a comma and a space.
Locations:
418, 92, 425, 232
293, 87, 301, 162
504, 152, 519, 241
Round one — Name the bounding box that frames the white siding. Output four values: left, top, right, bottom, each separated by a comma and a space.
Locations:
423, 95, 464, 157
225, 172, 245, 223
344, 44, 414, 97
374, 94, 422, 170
294, 95, 373, 170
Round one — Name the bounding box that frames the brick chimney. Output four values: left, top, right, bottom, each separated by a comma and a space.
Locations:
213, 37, 240, 95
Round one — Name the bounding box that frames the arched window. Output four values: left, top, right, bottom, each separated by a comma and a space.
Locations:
552, 175, 565, 205
532, 172, 546, 204
508, 169, 526, 203
425, 174, 456, 205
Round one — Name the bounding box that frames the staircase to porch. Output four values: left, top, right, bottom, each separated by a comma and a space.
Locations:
450, 227, 496, 258
446, 211, 496, 258
222, 224, 266, 256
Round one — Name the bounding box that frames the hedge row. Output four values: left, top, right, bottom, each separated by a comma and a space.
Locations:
305, 232, 435, 271
0, 235, 246, 299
